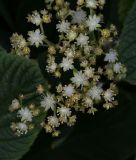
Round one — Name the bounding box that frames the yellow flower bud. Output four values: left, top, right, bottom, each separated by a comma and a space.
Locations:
22, 47, 30, 55
36, 84, 44, 94
42, 14, 52, 23
101, 29, 111, 38
48, 46, 56, 55
77, 0, 84, 6
55, 0, 64, 6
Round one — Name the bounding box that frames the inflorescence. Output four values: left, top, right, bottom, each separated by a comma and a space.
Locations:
10, 0, 126, 137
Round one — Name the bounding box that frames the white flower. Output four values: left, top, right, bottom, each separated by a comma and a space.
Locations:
113, 62, 122, 73
84, 97, 93, 107
28, 29, 45, 47
60, 57, 74, 71
88, 85, 103, 100
57, 107, 71, 122
46, 63, 57, 73
88, 107, 98, 115
56, 20, 70, 33
18, 107, 32, 122
84, 67, 95, 78
47, 116, 60, 127
72, 10, 87, 24
104, 49, 118, 63
71, 71, 88, 87
27, 11, 42, 26
67, 30, 77, 41
76, 33, 89, 47
86, 0, 98, 8
16, 122, 28, 135
40, 9, 48, 15
86, 15, 101, 31
63, 84, 75, 97
10, 33, 26, 49
41, 93, 56, 111
64, 46, 76, 58
103, 89, 114, 102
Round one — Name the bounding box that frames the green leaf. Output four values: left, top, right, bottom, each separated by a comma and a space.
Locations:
119, 0, 136, 85
0, 50, 46, 160
44, 84, 136, 160
0, 46, 7, 53
118, 0, 134, 24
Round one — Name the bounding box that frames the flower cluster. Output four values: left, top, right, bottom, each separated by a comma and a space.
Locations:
10, 0, 126, 136
9, 85, 45, 136
10, 99, 40, 136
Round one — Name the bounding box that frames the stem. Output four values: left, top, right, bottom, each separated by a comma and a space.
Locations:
54, 107, 57, 116
40, 23, 57, 48
53, 102, 62, 116
40, 23, 45, 35
19, 92, 38, 101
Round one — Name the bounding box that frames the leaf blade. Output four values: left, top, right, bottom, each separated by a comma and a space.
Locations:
0, 51, 46, 160
119, 0, 136, 85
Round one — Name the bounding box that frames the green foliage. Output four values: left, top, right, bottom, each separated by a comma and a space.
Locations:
0, 49, 46, 160
118, 0, 134, 24
119, 0, 136, 85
